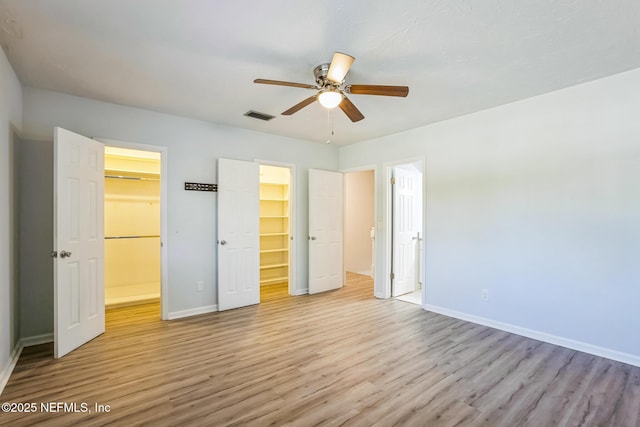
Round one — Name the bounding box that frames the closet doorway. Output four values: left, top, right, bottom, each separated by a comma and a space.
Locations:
259, 164, 294, 298
104, 146, 163, 310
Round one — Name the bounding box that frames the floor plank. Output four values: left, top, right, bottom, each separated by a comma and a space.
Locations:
1, 273, 639, 426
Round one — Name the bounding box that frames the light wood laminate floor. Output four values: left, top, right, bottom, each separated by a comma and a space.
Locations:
1, 273, 639, 426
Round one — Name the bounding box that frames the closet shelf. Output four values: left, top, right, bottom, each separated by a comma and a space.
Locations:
259, 177, 289, 286
260, 263, 288, 270
260, 248, 288, 254
260, 277, 288, 285
105, 174, 160, 181
105, 235, 160, 240
105, 194, 160, 202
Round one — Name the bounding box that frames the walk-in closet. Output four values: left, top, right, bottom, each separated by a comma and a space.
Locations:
104, 147, 161, 307
259, 165, 290, 288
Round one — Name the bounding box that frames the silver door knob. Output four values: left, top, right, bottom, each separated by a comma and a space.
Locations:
309, 236, 316, 240
220, 240, 227, 245
60, 250, 72, 258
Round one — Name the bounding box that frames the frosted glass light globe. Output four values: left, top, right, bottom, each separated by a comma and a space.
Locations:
318, 90, 343, 109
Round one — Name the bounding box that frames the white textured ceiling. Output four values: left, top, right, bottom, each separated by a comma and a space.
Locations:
1, 0, 639, 145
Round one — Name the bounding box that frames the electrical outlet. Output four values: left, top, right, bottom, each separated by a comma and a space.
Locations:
196, 281, 204, 292
481, 289, 489, 301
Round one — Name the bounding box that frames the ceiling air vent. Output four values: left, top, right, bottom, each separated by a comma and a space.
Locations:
244, 110, 275, 121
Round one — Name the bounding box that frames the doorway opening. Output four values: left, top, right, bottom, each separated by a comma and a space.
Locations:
344, 169, 375, 292
104, 146, 162, 310
389, 161, 424, 305
259, 164, 293, 300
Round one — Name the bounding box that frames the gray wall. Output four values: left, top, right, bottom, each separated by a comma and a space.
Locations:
340, 67, 640, 365
11, 132, 21, 352
0, 46, 22, 389
19, 140, 54, 338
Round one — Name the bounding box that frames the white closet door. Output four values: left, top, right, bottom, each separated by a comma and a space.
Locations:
217, 158, 260, 310
308, 169, 343, 294
54, 127, 105, 358
392, 167, 421, 297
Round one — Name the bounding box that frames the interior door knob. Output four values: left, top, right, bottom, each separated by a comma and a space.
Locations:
60, 250, 72, 258
220, 240, 227, 245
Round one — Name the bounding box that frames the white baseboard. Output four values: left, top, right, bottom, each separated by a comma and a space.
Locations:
346, 270, 372, 277
106, 295, 160, 309
167, 304, 218, 320
1, 333, 56, 396
423, 304, 640, 368
290, 288, 308, 296
0, 342, 23, 396
21, 333, 53, 347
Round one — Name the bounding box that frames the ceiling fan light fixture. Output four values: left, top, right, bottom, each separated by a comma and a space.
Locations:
318, 89, 343, 109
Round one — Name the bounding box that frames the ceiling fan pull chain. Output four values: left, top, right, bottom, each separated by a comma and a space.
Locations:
326, 109, 335, 144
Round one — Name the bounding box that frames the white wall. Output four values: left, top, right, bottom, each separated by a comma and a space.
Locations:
21, 86, 339, 325
0, 48, 22, 392
340, 68, 640, 365
344, 170, 374, 275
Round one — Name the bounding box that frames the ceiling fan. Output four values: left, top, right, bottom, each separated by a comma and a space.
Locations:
254, 52, 409, 122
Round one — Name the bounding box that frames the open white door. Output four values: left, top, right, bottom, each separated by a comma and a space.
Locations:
217, 158, 260, 310
391, 166, 422, 297
53, 127, 105, 358
308, 169, 343, 294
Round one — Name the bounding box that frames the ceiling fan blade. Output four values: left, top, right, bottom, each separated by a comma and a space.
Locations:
339, 96, 365, 122
282, 95, 317, 115
254, 79, 317, 90
346, 85, 409, 97
327, 52, 355, 83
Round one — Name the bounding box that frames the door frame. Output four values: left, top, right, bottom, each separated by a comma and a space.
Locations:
98, 138, 169, 320
384, 157, 425, 302
255, 159, 297, 296
341, 164, 377, 296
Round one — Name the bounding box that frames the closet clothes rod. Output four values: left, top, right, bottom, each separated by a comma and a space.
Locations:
105, 175, 160, 181
105, 235, 161, 240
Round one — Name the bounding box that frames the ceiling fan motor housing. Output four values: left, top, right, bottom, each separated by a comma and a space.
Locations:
314, 63, 336, 87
